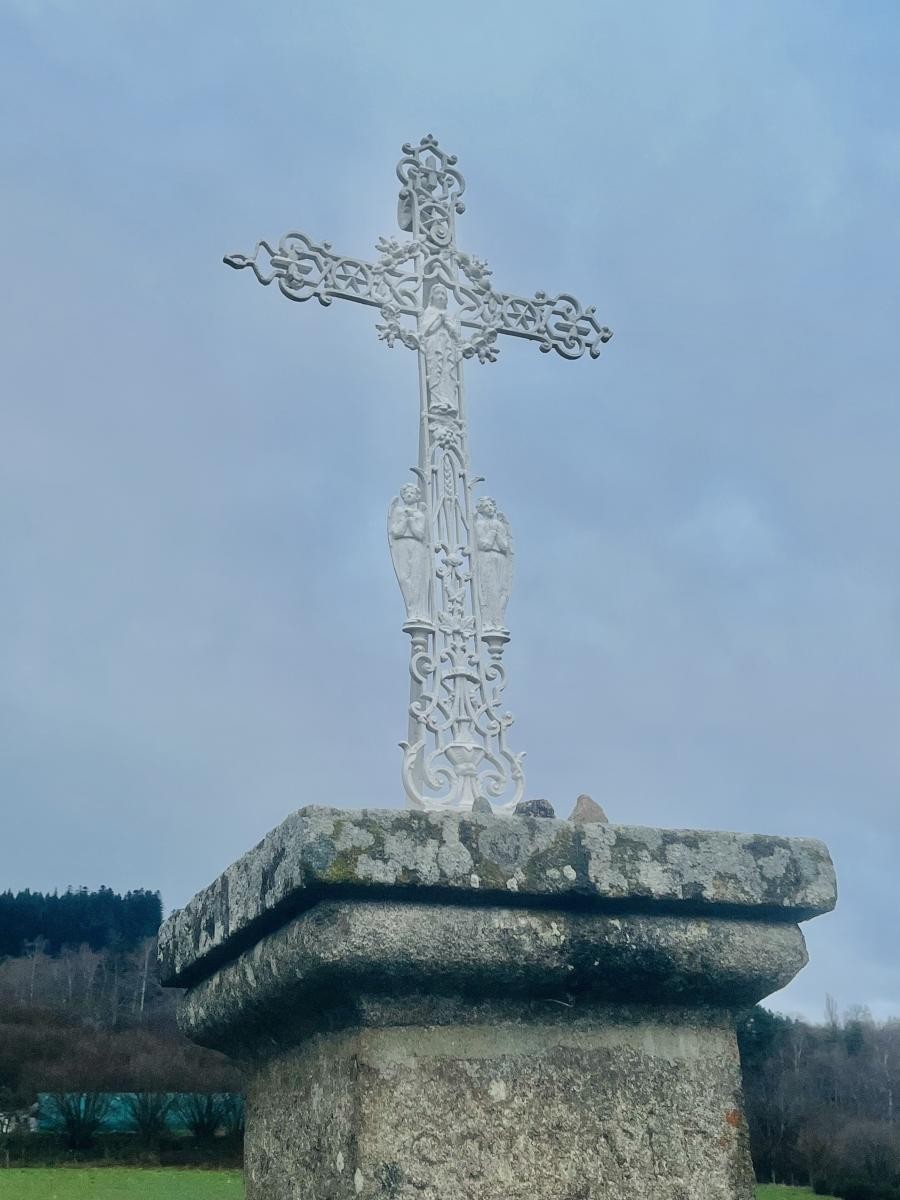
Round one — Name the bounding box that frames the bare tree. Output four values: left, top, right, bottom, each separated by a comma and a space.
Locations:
45, 1092, 111, 1151
124, 1092, 174, 1145
176, 1093, 226, 1141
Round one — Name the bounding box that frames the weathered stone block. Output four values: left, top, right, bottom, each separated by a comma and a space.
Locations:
160, 807, 836, 1200
244, 1005, 754, 1200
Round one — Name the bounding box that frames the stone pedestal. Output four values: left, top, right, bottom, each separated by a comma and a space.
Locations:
159, 806, 836, 1200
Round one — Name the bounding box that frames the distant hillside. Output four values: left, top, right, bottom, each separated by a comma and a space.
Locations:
0, 887, 162, 957
0, 885, 240, 1109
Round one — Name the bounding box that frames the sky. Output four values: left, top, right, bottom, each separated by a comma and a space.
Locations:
1, 0, 898, 1022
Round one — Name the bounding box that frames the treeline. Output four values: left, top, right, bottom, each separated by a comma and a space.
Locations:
0, 902, 241, 1112
739, 1002, 900, 1199
0, 888, 161, 956
1, 937, 169, 1030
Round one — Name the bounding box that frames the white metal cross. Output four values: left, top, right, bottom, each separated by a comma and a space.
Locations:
225, 135, 612, 812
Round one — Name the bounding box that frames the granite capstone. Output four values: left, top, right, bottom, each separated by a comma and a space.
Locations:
158, 805, 836, 988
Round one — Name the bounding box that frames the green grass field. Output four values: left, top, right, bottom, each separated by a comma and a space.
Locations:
756, 1189, 833, 1199
0, 1169, 244, 1198
0, 1172, 835, 1199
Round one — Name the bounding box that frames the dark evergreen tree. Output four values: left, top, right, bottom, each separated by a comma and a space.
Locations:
0, 887, 162, 956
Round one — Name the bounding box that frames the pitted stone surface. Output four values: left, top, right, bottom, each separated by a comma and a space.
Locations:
159, 805, 836, 986
176, 900, 809, 1054
242, 1005, 756, 1200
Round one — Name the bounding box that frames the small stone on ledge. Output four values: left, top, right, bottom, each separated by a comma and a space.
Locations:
569, 793, 609, 824
514, 798, 556, 818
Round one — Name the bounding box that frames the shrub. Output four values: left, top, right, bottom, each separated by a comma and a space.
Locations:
176, 1092, 224, 1140
123, 1092, 173, 1144
835, 1184, 900, 1200
220, 1093, 245, 1138
45, 1092, 111, 1151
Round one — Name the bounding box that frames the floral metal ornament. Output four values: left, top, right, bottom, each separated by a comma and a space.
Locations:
225, 135, 612, 812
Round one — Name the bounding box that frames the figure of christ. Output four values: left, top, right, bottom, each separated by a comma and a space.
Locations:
388, 483, 432, 622
421, 283, 460, 415
474, 496, 513, 631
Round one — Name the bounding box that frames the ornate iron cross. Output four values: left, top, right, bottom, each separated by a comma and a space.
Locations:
225, 135, 612, 812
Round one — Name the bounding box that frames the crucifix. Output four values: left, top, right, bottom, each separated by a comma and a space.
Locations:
225, 135, 612, 813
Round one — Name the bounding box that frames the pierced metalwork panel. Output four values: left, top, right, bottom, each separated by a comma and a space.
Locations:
225, 135, 613, 812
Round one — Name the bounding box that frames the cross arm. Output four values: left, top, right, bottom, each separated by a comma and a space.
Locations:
458, 282, 612, 361
224, 231, 420, 314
